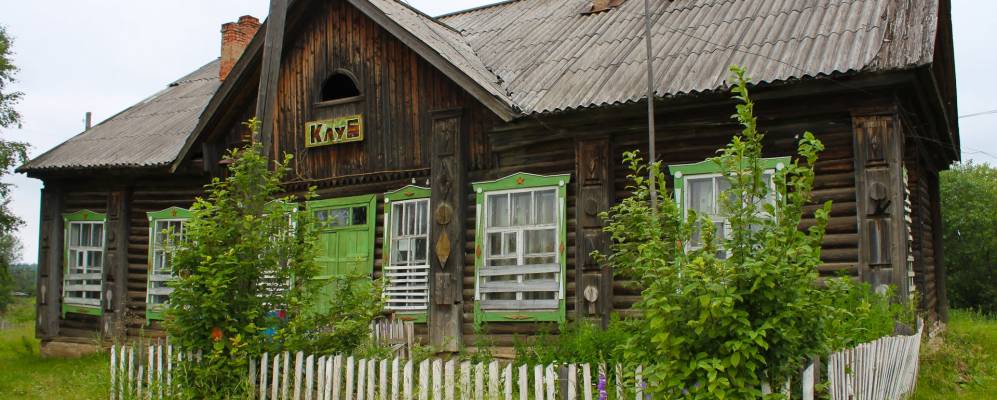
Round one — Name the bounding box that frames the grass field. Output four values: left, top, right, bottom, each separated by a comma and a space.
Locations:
0, 299, 108, 400
1, 299, 994, 399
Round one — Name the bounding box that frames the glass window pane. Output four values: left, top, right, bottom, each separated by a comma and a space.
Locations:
717, 177, 733, 216
487, 194, 509, 228
486, 258, 517, 267
688, 178, 714, 215
488, 232, 504, 256
93, 224, 104, 247
511, 192, 532, 226
392, 204, 404, 236
503, 232, 517, 255
534, 190, 556, 225
328, 208, 350, 227
81, 224, 91, 248
416, 200, 429, 235
526, 229, 556, 255
525, 255, 556, 265
70, 224, 81, 247
405, 203, 417, 234
413, 238, 427, 264
90, 251, 102, 271
352, 206, 367, 226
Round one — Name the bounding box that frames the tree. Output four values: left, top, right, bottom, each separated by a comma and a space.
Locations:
940, 162, 997, 314
0, 25, 27, 314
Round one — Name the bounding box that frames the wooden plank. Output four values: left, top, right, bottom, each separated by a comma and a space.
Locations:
533, 365, 543, 400
474, 363, 484, 400
109, 346, 117, 400
380, 359, 388, 400
518, 365, 528, 400
294, 352, 304, 400
582, 364, 592, 400
488, 361, 500, 400
358, 359, 367, 400
614, 364, 622, 400
445, 359, 455, 400
333, 355, 344, 400
284, 352, 292, 400
460, 362, 471, 400
545, 365, 555, 400
261, 353, 270, 400
433, 359, 443, 400
802, 360, 815, 400
567, 364, 576, 400
347, 356, 356, 400
318, 356, 326, 400
307, 355, 316, 400
634, 365, 641, 400
392, 358, 401, 400
503, 363, 513, 400
325, 357, 335, 400
273, 353, 282, 400
418, 360, 428, 400
429, 110, 466, 351
478, 264, 560, 277
403, 360, 414, 400
255, 0, 289, 159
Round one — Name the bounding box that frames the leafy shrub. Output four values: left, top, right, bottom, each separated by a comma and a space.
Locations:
596, 66, 834, 399
166, 133, 321, 399
823, 278, 916, 350
279, 273, 387, 356
513, 318, 631, 365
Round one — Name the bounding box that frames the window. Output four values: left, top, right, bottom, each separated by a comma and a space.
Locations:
383, 186, 431, 320
669, 157, 788, 257
62, 210, 106, 317
320, 71, 361, 102
146, 207, 191, 322
473, 173, 570, 324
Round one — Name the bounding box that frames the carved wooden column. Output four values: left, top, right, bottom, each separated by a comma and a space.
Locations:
104, 187, 130, 337
429, 109, 465, 352
852, 111, 910, 299
575, 138, 613, 327
37, 183, 63, 340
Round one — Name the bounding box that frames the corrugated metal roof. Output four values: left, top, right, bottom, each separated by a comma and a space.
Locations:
19, 59, 221, 173
439, 0, 939, 114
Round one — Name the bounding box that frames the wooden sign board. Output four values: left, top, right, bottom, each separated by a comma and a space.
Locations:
305, 114, 364, 148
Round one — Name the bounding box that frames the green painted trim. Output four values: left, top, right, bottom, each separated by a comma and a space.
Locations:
146, 207, 192, 221
308, 194, 377, 210
395, 313, 427, 324
146, 208, 191, 325
473, 301, 565, 323
471, 172, 571, 192
472, 173, 571, 325
383, 186, 432, 316
62, 304, 101, 318
384, 185, 430, 202
308, 194, 378, 278
63, 209, 106, 223
668, 156, 790, 204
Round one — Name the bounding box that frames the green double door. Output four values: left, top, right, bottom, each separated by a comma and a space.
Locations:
310, 195, 376, 313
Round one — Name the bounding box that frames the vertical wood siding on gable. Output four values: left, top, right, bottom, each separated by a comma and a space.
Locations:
272, 1, 497, 183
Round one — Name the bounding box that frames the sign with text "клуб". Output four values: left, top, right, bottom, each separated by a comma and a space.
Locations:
305, 114, 364, 148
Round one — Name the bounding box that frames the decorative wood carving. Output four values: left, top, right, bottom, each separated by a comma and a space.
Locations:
429, 110, 465, 351
575, 138, 613, 326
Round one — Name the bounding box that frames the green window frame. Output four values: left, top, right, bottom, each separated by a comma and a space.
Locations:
668, 157, 789, 254
145, 207, 192, 322
383, 185, 432, 323
307, 194, 378, 312
62, 209, 107, 317
472, 172, 570, 325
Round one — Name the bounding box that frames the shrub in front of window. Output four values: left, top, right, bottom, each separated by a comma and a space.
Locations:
597, 66, 834, 398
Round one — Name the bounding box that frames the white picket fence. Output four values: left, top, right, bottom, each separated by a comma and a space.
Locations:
109, 320, 922, 400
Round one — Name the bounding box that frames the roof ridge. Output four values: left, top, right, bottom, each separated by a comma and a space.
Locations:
435, 0, 524, 20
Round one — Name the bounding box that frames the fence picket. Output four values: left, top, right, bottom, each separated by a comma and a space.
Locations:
488, 361, 500, 400
380, 359, 388, 400
317, 356, 326, 400
581, 363, 591, 400
545, 365, 555, 400
392, 358, 401, 400
403, 359, 413, 400
273, 352, 282, 400
294, 352, 304, 400
346, 356, 356, 400
333, 355, 343, 400
613, 364, 622, 400
460, 362, 471, 400
325, 357, 335, 400
801, 360, 814, 400
284, 352, 292, 400
433, 359, 443, 400
518, 365, 527, 400
533, 365, 543, 400
418, 359, 428, 400
306, 355, 316, 400
445, 359, 455, 400
503, 363, 513, 400
634, 365, 642, 400
358, 359, 368, 400
474, 363, 485, 400
110, 345, 117, 400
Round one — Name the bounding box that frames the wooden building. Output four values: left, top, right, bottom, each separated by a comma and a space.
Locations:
20, 0, 958, 354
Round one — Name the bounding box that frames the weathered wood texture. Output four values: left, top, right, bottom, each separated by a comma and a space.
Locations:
429, 110, 466, 351
37, 185, 63, 339
270, 1, 498, 185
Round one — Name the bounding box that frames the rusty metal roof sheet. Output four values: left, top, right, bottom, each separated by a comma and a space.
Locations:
19, 59, 221, 173
439, 0, 939, 114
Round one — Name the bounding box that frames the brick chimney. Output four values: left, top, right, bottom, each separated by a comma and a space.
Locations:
220, 15, 261, 81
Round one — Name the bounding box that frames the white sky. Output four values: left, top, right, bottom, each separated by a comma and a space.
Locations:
2, 0, 995, 263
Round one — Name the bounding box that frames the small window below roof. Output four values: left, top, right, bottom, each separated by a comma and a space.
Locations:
320, 71, 361, 102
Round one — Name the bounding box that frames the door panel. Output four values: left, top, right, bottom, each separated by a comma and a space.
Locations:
309, 196, 375, 313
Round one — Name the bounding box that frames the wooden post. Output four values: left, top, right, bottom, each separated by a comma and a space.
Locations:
928, 172, 949, 322
429, 109, 466, 352
37, 183, 63, 339
255, 0, 289, 161
574, 138, 613, 326
852, 111, 910, 299
105, 187, 131, 337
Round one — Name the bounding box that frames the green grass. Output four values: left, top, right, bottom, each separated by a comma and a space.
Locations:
915, 309, 997, 399
0, 298, 109, 400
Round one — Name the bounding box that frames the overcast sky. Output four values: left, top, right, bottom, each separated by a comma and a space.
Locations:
2, 0, 995, 264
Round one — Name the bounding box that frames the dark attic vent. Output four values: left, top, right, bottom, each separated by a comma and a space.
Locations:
321, 71, 361, 102
587, 0, 626, 14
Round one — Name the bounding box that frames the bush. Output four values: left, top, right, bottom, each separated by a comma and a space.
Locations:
166, 133, 321, 399
279, 273, 387, 357
940, 162, 997, 315
596, 66, 834, 399
822, 278, 916, 351
513, 317, 631, 365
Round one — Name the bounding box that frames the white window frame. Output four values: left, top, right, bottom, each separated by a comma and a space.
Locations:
147, 218, 186, 311
63, 219, 105, 309
384, 197, 431, 313
479, 186, 562, 311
